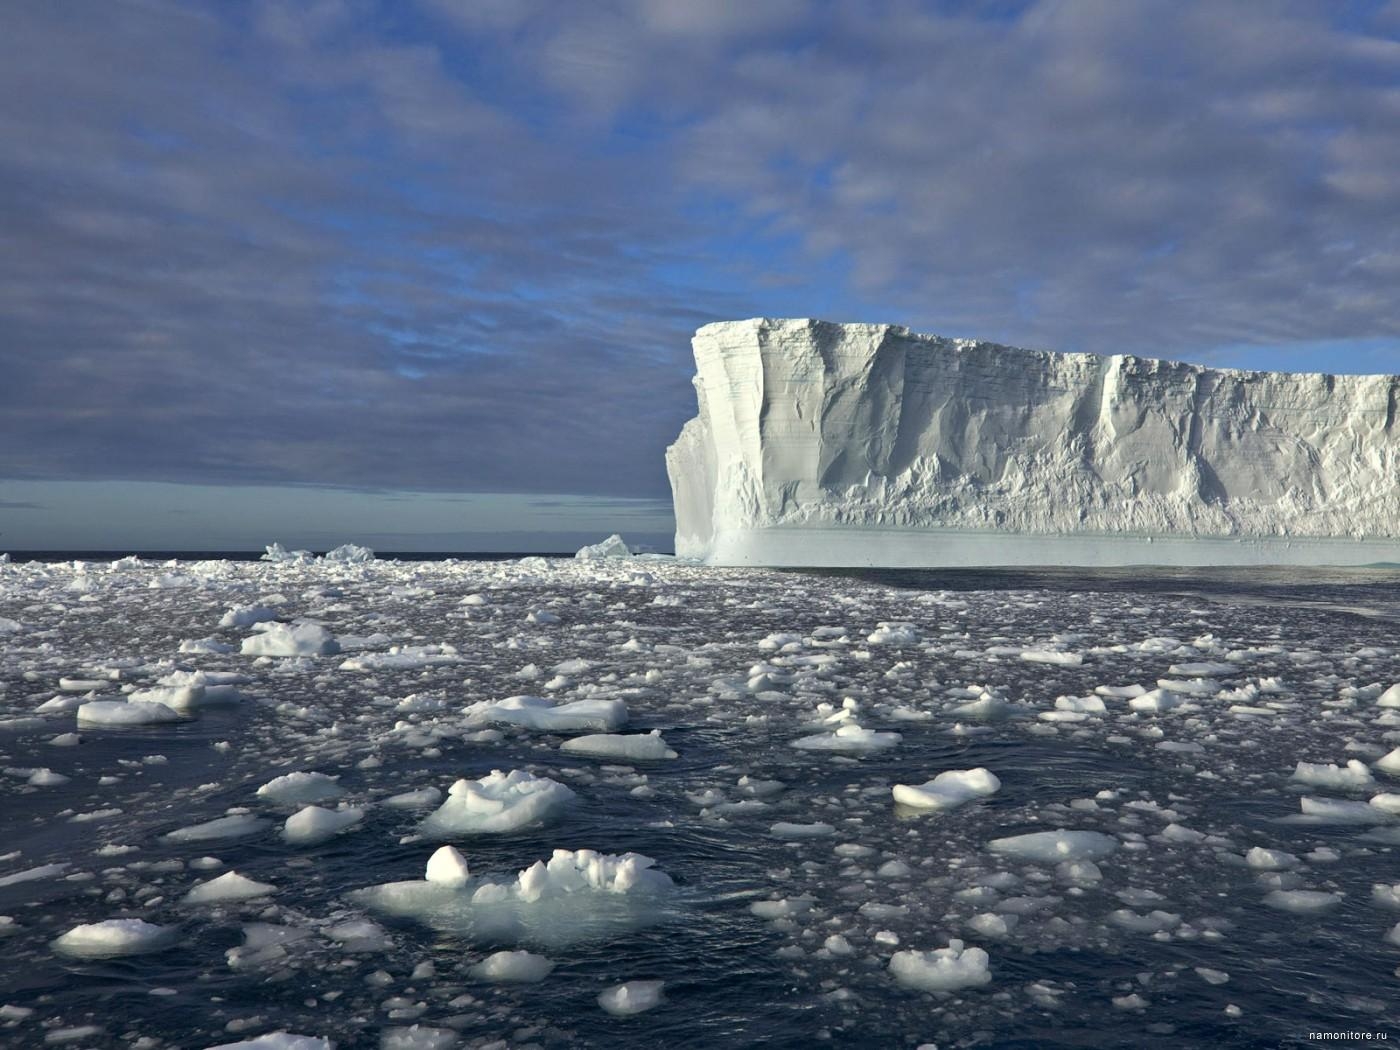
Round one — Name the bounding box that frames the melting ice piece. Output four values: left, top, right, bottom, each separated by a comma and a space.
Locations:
560, 730, 677, 761
1263, 889, 1344, 913
183, 871, 276, 905
469, 949, 555, 982
163, 814, 271, 843
51, 918, 175, 959
1291, 759, 1374, 789
892, 768, 1000, 811
256, 772, 345, 807
351, 848, 677, 949
575, 534, 632, 560
76, 700, 184, 727
282, 805, 364, 845
426, 846, 470, 888
790, 723, 902, 754
598, 980, 666, 1016
219, 604, 279, 628
464, 695, 628, 732
240, 622, 340, 657
1378, 684, 1400, 708
1373, 747, 1400, 776
422, 769, 576, 836
987, 830, 1119, 863
206, 1033, 333, 1050
888, 940, 992, 992
1290, 797, 1395, 825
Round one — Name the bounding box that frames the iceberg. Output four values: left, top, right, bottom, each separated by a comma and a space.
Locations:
666, 319, 1400, 566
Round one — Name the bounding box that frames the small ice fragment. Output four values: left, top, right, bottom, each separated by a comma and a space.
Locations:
256, 772, 344, 806
1245, 847, 1298, 871
240, 622, 339, 657
163, 814, 270, 843
560, 730, 677, 761
1291, 759, 1374, 789
52, 918, 174, 959
1262, 889, 1343, 913
282, 805, 364, 846
76, 700, 184, 727
888, 940, 992, 992
205, 1033, 333, 1050
422, 770, 575, 836
183, 871, 276, 905
987, 830, 1118, 863
598, 980, 665, 1016
892, 768, 1000, 811
425, 846, 470, 888
469, 949, 554, 982
790, 723, 901, 754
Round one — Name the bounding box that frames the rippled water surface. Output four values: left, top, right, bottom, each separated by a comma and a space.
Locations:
2, 555, 1399, 1048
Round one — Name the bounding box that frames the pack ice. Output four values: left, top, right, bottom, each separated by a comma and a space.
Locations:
667, 318, 1400, 566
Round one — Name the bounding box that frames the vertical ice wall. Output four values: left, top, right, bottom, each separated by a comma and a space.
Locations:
665, 319, 1400, 566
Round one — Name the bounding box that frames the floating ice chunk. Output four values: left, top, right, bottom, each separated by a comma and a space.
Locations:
988, 830, 1118, 863
0, 862, 71, 887
1294, 796, 1395, 825
889, 940, 992, 992
1095, 684, 1147, 699
526, 610, 560, 625
183, 871, 276, 904
770, 822, 836, 840
1378, 684, 1400, 708
598, 980, 665, 1016
1291, 759, 1374, 789
750, 897, 814, 919
867, 622, 919, 645
339, 645, 462, 672
422, 770, 576, 836
379, 1027, 455, 1050
164, 814, 271, 843
325, 918, 390, 952
560, 730, 676, 761
464, 695, 628, 732
1020, 650, 1083, 666
128, 683, 207, 711
1245, 847, 1298, 870
383, 787, 443, 810
282, 805, 364, 845
892, 768, 1000, 811
1371, 794, 1400, 815
27, 768, 69, 786
323, 543, 374, 564
256, 772, 345, 807
1374, 748, 1400, 776
76, 700, 184, 727
52, 918, 175, 959
967, 913, 1016, 938
574, 534, 632, 560
206, 1032, 332, 1050
260, 542, 314, 564
1372, 883, 1400, 909
425, 846, 470, 888
1129, 689, 1184, 713
469, 949, 554, 982
219, 605, 279, 628
1169, 661, 1238, 677
241, 622, 339, 658
352, 848, 676, 949
790, 722, 901, 754
1109, 909, 1181, 933
1263, 889, 1343, 913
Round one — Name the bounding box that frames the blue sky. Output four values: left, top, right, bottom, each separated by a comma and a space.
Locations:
2, 1, 1398, 551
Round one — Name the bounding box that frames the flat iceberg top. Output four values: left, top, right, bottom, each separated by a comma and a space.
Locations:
668, 318, 1400, 567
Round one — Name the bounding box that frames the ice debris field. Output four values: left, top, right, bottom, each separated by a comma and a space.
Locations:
2, 550, 1400, 1047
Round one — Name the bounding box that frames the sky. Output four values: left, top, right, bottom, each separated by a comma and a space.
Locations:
2, 0, 1399, 552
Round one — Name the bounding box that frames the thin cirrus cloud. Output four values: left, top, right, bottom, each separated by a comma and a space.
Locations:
1, 0, 1398, 520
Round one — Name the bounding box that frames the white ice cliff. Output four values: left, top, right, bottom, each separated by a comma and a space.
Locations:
666, 319, 1400, 567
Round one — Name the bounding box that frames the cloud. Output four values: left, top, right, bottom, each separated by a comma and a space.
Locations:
0, 0, 1397, 508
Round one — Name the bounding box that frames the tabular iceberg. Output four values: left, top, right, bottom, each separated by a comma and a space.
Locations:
666, 318, 1400, 567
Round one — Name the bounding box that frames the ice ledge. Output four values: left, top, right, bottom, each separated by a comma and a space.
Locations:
667, 319, 1400, 567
